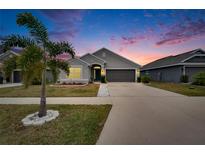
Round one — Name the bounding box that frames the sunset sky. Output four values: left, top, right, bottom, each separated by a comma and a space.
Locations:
1, 9, 205, 65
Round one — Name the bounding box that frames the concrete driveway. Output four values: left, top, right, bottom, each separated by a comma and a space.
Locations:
97, 83, 205, 144
107, 82, 183, 97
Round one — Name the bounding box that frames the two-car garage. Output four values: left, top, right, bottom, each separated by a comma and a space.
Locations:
106, 69, 136, 82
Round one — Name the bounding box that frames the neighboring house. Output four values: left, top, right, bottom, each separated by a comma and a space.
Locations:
0, 48, 53, 84
141, 48, 205, 82
0, 49, 22, 84
60, 48, 140, 83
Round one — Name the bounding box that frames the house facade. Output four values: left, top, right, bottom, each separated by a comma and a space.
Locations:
141, 49, 205, 82
0, 48, 140, 84
0, 49, 22, 84
59, 48, 140, 83
0, 49, 53, 84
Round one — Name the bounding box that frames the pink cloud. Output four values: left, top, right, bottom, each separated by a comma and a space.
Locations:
41, 10, 85, 41
156, 18, 205, 46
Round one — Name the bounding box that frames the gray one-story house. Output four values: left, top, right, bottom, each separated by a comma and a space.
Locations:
59, 48, 140, 83
141, 48, 205, 82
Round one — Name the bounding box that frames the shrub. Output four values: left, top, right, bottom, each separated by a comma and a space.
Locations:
101, 76, 107, 83
137, 77, 141, 82
31, 77, 41, 85
141, 75, 151, 83
192, 72, 205, 86
180, 75, 189, 83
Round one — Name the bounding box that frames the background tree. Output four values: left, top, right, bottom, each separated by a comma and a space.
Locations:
0, 13, 75, 117
2, 55, 18, 81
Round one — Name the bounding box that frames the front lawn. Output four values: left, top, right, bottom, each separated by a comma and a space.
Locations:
147, 82, 205, 96
0, 104, 111, 144
0, 84, 99, 97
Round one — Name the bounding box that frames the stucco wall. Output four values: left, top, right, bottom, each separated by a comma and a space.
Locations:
59, 58, 90, 80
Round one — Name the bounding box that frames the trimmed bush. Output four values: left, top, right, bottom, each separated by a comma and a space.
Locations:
137, 77, 141, 83
180, 75, 189, 83
101, 76, 107, 83
141, 75, 151, 83
192, 72, 205, 86
31, 77, 41, 85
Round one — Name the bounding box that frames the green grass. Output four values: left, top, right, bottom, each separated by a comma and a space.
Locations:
0, 104, 112, 144
147, 81, 205, 96
0, 84, 99, 97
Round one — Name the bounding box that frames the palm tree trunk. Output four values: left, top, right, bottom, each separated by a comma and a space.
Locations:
38, 47, 47, 117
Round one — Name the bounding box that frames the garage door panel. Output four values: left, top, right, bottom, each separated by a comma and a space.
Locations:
106, 69, 135, 82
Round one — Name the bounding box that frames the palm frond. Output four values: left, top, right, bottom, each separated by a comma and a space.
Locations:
16, 12, 48, 44
0, 35, 35, 52
46, 41, 75, 58
47, 59, 69, 73
47, 59, 69, 82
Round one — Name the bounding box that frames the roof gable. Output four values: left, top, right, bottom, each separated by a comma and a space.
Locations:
93, 48, 140, 68
0, 50, 19, 62
68, 57, 90, 66
80, 53, 105, 66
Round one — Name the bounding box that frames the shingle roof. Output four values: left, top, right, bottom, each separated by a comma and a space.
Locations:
141, 48, 205, 70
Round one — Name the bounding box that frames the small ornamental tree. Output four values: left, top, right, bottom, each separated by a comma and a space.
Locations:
192, 72, 205, 86
0, 12, 75, 117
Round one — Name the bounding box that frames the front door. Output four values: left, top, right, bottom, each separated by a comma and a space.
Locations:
94, 69, 101, 81
13, 71, 22, 83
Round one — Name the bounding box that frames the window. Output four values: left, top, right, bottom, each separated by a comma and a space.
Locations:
67, 67, 81, 79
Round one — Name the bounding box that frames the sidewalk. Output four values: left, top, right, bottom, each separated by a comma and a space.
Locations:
0, 97, 112, 105
0, 83, 22, 89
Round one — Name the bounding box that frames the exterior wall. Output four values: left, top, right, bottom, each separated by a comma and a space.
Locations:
141, 66, 183, 82
80, 54, 104, 66
59, 58, 90, 80
185, 56, 205, 63
185, 66, 205, 82
93, 48, 139, 69
46, 70, 54, 82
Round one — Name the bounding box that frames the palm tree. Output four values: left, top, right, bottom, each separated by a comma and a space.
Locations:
0, 12, 75, 117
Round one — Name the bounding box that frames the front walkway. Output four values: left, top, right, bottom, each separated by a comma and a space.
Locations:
97, 84, 110, 97
1, 82, 205, 144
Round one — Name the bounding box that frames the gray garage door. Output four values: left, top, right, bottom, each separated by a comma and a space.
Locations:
106, 69, 135, 82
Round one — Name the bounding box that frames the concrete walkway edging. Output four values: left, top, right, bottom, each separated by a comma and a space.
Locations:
97, 84, 110, 97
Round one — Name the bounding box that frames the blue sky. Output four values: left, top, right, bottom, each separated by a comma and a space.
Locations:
1, 9, 205, 65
